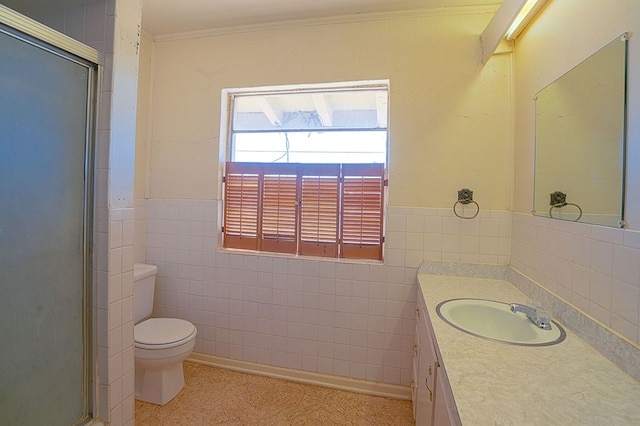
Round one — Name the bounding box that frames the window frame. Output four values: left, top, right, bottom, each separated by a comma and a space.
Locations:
220, 81, 389, 262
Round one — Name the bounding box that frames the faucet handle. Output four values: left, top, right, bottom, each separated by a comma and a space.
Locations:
528, 299, 549, 320
536, 307, 552, 327
510, 301, 553, 330
528, 300, 553, 330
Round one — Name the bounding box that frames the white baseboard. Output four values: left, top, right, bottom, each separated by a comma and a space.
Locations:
187, 353, 411, 400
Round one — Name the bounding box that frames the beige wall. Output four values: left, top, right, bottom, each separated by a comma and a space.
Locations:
514, 0, 640, 229
511, 0, 640, 350
135, 31, 153, 199
134, 3, 640, 380
144, 10, 512, 209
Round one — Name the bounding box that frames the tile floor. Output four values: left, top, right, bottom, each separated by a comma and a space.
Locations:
135, 362, 415, 425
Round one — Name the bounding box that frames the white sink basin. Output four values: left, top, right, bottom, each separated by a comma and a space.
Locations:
436, 298, 566, 346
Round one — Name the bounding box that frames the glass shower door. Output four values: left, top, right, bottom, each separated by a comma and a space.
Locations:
0, 25, 95, 425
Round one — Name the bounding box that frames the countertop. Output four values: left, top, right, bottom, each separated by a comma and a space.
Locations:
417, 273, 640, 425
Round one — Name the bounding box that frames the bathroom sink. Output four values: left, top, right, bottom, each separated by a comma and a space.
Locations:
436, 298, 566, 346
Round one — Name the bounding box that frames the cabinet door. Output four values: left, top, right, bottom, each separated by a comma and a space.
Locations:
434, 364, 452, 426
416, 288, 457, 425
412, 324, 420, 420
415, 306, 436, 426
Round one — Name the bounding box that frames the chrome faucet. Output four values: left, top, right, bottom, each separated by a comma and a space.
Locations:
509, 303, 552, 330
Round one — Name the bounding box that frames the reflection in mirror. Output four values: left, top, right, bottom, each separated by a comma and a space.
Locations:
533, 34, 629, 227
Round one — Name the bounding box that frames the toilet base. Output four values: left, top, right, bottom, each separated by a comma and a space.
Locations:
135, 361, 185, 405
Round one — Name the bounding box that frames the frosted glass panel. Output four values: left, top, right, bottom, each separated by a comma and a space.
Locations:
0, 29, 91, 424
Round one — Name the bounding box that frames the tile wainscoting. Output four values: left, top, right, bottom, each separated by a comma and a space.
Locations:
511, 212, 640, 346
136, 198, 512, 386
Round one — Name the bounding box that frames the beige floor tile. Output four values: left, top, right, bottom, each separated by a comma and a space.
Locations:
135, 361, 414, 425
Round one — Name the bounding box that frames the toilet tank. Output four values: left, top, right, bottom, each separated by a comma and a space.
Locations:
134, 263, 157, 323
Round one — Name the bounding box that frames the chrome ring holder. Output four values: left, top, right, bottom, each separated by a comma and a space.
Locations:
453, 188, 479, 219
548, 191, 582, 222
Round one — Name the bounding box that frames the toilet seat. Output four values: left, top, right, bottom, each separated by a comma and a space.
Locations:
135, 318, 196, 350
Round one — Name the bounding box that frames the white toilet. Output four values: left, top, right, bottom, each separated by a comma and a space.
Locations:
134, 263, 197, 405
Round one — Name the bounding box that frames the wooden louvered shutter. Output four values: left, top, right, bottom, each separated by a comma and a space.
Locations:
224, 161, 385, 261
260, 163, 298, 254
340, 163, 385, 260
223, 162, 260, 250
299, 164, 340, 258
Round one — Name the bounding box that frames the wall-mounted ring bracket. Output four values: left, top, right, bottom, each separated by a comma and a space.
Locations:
549, 191, 567, 206
457, 188, 474, 205
454, 188, 479, 219
549, 191, 582, 222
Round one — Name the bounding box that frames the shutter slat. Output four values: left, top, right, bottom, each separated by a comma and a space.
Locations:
340, 163, 384, 260
223, 164, 260, 250
260, 166, 298, 254
299, 164, 339, 257
223, 161, 384, 260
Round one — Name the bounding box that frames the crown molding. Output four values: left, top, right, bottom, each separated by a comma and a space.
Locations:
141, 28, 155, 41
152, 5, 499, 43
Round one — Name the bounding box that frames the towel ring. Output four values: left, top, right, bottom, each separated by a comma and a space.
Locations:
453, 188, 479, 219
549, 203, 583, 222
453, 199, 480, 219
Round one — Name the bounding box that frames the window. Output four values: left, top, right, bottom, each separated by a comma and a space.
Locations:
222, 82, 388, 260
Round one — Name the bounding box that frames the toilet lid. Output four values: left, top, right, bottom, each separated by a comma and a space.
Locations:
135, 318, 196, 349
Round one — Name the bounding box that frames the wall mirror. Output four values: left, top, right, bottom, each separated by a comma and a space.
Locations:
533, 33, 629, 227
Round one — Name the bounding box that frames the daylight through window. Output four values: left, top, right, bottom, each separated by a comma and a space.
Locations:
223, 82, 388, 260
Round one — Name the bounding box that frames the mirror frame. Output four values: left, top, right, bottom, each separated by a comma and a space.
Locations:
533, 33, 630, 228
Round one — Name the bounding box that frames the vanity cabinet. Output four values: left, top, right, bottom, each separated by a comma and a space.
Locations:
412, 291, 456, 426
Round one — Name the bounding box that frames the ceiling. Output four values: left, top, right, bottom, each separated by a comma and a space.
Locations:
141, 0, 502, 36
2, 0, 501, 37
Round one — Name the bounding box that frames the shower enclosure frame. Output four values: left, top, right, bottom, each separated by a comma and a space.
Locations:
0, 5, 100, 424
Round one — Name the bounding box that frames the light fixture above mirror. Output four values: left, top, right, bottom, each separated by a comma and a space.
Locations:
479, 0, 548, 63
505, 0, 547, 40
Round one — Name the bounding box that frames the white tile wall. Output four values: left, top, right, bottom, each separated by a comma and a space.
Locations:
141, 199, 511, 386
511, 212, 640, 345
104, 208, 136, 425
134, 198, 147, 263
33, 0, 143, 423
16, 1, 136, 424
